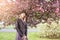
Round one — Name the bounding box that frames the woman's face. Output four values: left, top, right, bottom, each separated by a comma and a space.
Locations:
19, 13, 26, 19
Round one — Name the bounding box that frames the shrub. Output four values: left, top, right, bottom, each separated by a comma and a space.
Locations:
37, 19, 60, 38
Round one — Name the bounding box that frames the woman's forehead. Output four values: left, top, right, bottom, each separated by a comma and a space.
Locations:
21, 13, 25, 15
19, 13, 26, 16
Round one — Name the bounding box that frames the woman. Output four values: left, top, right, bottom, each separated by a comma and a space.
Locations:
15, 12, 27, 40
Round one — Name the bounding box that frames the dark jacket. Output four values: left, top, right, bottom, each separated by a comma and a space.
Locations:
15, 19, 27, 37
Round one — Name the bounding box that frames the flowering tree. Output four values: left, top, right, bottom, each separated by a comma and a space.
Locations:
26, 0, 60, 26
0, 0, 60, 26
0, 0, 60, 38
0, 0, 30, 26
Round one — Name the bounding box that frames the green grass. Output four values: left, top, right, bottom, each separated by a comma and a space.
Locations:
0, 32, 60, 40
0, 32, 16, 40
28, 32, 60, 40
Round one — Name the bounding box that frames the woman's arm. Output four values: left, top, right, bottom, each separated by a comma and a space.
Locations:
23, 17, 26, 22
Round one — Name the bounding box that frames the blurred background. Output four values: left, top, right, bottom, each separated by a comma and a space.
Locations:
0, 0, 60, 40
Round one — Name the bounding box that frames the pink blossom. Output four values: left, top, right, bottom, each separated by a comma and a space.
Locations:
55, 8, 59, 13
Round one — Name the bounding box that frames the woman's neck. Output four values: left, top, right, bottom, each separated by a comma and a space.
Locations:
19, 17, 26, 22
19, 18, 24, 22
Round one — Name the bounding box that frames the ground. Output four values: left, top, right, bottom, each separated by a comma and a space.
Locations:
0, 22, 60, 40
0, 32, 60, 40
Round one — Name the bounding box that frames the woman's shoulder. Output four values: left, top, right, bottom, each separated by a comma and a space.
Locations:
16, 18, 23, 23
16, 18, 21, 21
